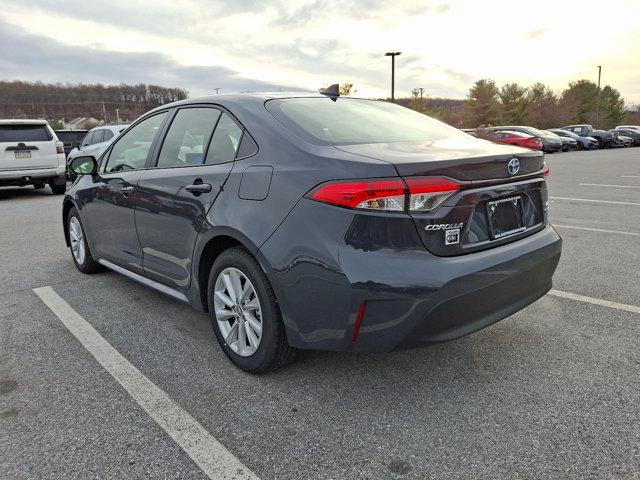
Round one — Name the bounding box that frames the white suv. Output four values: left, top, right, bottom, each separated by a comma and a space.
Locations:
0, 119, 67, 194
67, 125, 128, 165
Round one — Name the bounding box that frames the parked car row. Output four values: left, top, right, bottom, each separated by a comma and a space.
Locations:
469, 124, 640, 152
63, 125, 129, 179
0, 119, 131, 193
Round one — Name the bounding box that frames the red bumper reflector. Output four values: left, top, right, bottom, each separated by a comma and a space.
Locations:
351, 301, 367, 343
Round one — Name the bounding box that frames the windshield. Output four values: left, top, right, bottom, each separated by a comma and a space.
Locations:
523, 127, 549, 137
266, 97, 468, 145
559, 130, 577, 138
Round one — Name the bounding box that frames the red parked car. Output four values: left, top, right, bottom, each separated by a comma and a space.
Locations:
481, 130, 543, 150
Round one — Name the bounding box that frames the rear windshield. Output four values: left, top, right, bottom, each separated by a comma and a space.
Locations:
55, 131, 87, 142
499, 131, 529, 138
0, 124, 52, 142
265, 97, 467, 145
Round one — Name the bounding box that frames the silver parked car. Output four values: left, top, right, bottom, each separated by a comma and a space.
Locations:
67, 125, 129, 165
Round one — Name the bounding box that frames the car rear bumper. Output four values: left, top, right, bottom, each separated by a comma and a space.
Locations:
261, 197, 562, 353
543, 142, 563, 153
342, 225, 561, 352
0, 167, 66, 186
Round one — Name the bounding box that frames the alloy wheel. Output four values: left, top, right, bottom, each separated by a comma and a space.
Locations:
213, 267, 263, 357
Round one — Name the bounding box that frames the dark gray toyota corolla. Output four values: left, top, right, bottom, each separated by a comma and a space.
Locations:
64, 91, 561, 373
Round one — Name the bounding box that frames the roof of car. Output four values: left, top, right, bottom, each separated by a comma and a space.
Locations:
0, 119, 49, 125
193, 92, 334, 100
93, 124, 130, 130
151, 92, 372, 110
490, 125, 536, 130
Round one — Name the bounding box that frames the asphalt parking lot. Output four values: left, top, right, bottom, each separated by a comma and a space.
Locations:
1, 148, 639, 479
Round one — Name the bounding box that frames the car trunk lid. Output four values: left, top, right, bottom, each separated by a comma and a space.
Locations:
335, 138, 543, 181
335, 138, 547, 256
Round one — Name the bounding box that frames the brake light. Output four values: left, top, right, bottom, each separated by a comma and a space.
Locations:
310, 179, 406, 211
56, 142, 64, 155
309, 177, 460, 212
405, 177, 460, 212
543, 163, 550, 178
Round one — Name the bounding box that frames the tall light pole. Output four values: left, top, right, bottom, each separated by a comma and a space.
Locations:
595, 65, 602, 128
214, 88, 220, 95
115, 108, 120, 124
385, 52, 401, 101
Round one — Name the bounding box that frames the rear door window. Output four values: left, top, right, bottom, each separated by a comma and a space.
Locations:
156, 108, 222, 168
205, 113, 243, 164
0, 125, 52, 142
93, 130, 105, 144
103, 130, 114, 142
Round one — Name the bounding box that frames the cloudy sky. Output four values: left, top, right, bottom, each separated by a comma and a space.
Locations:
1, 0, 639, 102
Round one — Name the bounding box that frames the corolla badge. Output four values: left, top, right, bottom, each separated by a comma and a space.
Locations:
507, 157, 521, 175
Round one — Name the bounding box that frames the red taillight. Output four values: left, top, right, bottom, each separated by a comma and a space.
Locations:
310, 179, 406, 211
543, 163, 550, 178
405, 177, 459, 212
309, 177, 460, 212
56, 143, 64, 154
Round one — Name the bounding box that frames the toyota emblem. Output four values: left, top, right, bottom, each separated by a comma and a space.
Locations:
507, 157, 520, 175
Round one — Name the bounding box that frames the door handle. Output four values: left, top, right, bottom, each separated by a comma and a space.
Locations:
184, 183, 212, 194
119, 186, 134, 196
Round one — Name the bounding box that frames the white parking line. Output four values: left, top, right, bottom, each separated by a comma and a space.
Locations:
621, 175, 640, 178
33, 286, 259, 480
549, 197, 640, 206
548, 289, 640, 315
579, 183, 640, 189
554, 224, 640, 237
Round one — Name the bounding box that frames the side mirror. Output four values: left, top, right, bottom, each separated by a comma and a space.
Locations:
69, 155, 98, 175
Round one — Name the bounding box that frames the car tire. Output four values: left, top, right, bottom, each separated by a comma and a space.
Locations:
50, 177, 67, 195
66, 207, 101, 274
208, 247, 293, 373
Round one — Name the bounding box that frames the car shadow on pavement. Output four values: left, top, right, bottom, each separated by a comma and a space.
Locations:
0, 186, 55, 200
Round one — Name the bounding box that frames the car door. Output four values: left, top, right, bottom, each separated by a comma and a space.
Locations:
81, 112, 169, 272
134, 106, 242, 288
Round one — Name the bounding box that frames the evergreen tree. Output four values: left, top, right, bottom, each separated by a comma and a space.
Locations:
463, 79, 500, 127
525, 83, 559, 128
599, 85, 626, 128
498, 83, 529, 124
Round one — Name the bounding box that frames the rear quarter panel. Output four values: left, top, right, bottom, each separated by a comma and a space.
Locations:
192, 99, 397, 307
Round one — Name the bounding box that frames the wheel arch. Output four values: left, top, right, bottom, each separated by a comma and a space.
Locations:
193, 227, 276, 313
